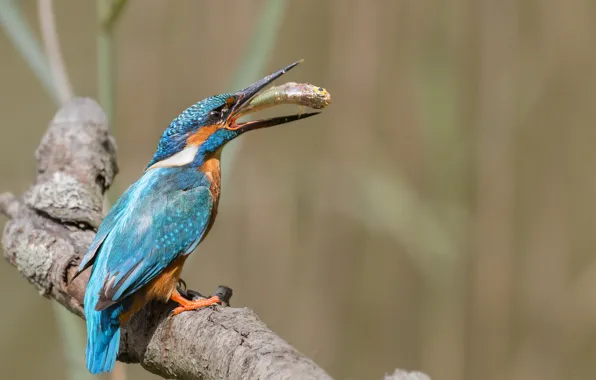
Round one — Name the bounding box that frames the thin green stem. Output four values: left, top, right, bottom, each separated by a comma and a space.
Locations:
97, 0, 127, 130
227, 0, 288, 91
53, 304, 92, 380
186, 0, 287, 269
222, 0, 289, 178
38, 0, 73, 105
97, 0, 115, 128
0, 0, 59, 104
101, 0, 129, 31
97, 2, 128, 378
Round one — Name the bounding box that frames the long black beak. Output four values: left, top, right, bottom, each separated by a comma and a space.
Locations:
226, 60, 320, 133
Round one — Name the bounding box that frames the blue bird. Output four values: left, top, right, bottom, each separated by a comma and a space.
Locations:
72, 61, 319, 374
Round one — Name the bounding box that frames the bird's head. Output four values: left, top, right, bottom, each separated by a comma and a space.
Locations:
146, 60, 318, 171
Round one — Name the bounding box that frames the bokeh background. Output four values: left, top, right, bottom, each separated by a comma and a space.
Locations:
2, 1, 596, 380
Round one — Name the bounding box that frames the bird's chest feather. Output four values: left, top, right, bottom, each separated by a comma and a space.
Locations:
199, 155, 222, 224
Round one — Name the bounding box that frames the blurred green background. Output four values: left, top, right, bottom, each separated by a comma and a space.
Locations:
2, 1, 596, 380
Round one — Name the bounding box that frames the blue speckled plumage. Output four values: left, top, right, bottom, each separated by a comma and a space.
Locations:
75, 61, 320, 374
80, 167, 213, 373
147, 95, 232, 168
77, 96, 232, 374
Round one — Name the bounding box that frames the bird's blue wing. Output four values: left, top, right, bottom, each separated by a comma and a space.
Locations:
75, 188, 137, 278
89, 181, 213, 311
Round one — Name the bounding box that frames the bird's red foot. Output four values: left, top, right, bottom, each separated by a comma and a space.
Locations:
170, 289, 221, 316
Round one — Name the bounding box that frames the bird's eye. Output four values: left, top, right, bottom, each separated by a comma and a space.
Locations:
209, 105, 230, 120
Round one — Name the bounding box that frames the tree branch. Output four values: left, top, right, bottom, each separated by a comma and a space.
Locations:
0, 98, 332, 380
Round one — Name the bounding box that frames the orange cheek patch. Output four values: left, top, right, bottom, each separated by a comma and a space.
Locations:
187, 125, 219, 146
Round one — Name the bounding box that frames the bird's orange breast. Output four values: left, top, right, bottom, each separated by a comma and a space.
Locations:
199, 155, 222, 202
198, 153, 222, 238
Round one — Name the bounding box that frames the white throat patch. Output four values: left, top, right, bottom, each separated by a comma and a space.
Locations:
146, 145, 199, 171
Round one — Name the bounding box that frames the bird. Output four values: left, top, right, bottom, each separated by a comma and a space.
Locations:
72, 61, 319, 374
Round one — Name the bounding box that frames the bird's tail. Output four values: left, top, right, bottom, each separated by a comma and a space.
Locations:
84, 299, 122, 374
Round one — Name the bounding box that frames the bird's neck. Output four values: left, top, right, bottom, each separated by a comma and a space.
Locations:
147, 147, 223, 208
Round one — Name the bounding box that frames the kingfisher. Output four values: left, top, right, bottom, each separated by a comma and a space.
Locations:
72, 61, 319, 374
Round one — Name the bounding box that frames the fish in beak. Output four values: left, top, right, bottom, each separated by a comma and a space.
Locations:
224, 60, 321, 133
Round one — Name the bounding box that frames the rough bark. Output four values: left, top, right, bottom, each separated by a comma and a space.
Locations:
0, 98, 333, 380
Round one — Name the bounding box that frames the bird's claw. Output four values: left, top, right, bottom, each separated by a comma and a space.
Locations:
177, 279, 208, 300
176, 280, 233, 304
169, 283, 233, 318
170, 296, 222, 316
213, 285, 233, 306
